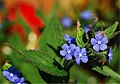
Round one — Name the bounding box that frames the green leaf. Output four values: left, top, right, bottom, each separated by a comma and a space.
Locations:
36, 9, 47, 24
104, 21, 119, 39
93, 66, 120, 82
17, 14, 31, 35
5, 43, 67, 76
18, 50, 67, 76
38, 13, 63, 62
76, 28, 85, 48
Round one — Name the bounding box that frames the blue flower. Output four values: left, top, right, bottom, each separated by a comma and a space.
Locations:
61, 16, 72, 28
108, 47, 113, 63
84, 26, 90, 34
64, 34, 76, 44
80, 10, 92, 20
84, 25, 92, 34
60, 44, 76, 60
3, 70, 19, 83
91, 33, 108, 52
74, 46, 88, 65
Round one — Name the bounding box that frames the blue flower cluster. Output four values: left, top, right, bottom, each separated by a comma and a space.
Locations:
60, 32, 113, 65
60, 34, 88, 65
2, 66, 25, 84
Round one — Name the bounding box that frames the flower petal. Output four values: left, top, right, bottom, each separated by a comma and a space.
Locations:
65, 54, 72, 60
84, 26, 90, 33
60, 50, 67, 56
14, 70, 21, 77
3, 71, 10, 77
101, 36, 108, 44
81, 48, 86, 55
11, 76, 19, 83
62, 44, 69, 50
76, 46, 80, 52
74, 51, 78, 58
91, 38, 97, 45
76, 57, 81, 65
95, 33, 103, 41
100, 44, 107, 50
93, 44, 100, 51
8, 66, 16, 73
69, 44, 76, 50
20, 77, 25, 83
81, 56, 88, 63
64, 34, 70, 41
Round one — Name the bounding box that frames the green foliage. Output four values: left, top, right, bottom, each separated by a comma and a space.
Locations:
93, 66, 120, 82
12, 49, 67, 76
104, 21, 119, 39
2, 63, 12, 71
38, 13, 64, 63
76, 28, 85, 48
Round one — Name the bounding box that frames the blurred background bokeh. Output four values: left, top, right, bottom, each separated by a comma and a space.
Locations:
0, 0, 119, 83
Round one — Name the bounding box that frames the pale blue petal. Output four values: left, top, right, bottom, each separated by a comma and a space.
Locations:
84, 26, 90, 33
3, 71, 10, 77
91, 38, 97, 45
93, 44, 100, 51
74, 51, 78, 58
76, 46, 80, 52
20, 77, 25, 83
62, 44, 69, 50
100, 44, 107, 50
11, 76, 19, 82
60, 50, 67, 56
69, 44, 76, 50
64, 34, 71, 41
81, 48, 86, 55
109, 47, 112, 53
95, 33, 103, 41
65, 54, 72, 60
81, 56, 88, 63
76, 58, 81, 65
101, 36, 108, 44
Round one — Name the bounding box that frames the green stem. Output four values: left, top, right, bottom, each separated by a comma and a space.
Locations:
60, 58, 65, 67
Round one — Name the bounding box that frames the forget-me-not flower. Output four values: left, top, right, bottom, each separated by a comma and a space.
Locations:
60, 44, 76, 60
61, 16, 72, 28
3, 70, 19, 83
74, 46, 88, 65
80, 10, 92, 20
108, 47, 113, 63
91, 33, 108, 52
64, 34, 76, 44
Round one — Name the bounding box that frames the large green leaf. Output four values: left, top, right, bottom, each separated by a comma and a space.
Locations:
104, 21, 118, 39
5, 43, 67, 76
38, 13, 63, 62
19, 50, 67, 76
93, 66, 120, 82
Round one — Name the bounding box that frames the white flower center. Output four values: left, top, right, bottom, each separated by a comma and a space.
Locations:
10, 73, 14, 77
67, 50, 71, 54
18, 82, 20, 84
98, 41, 101, 44
108, 53, 112, 57
79, 53, 82, 57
